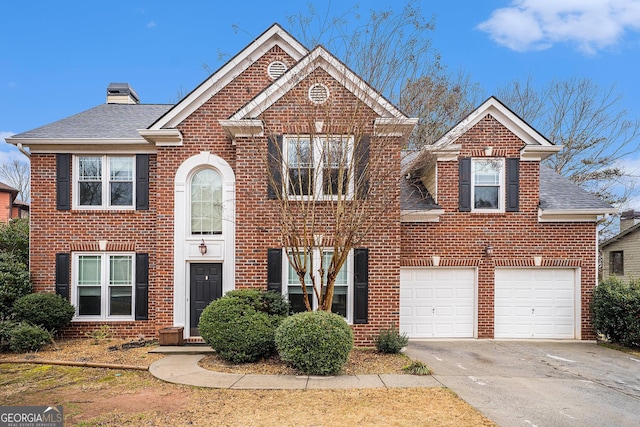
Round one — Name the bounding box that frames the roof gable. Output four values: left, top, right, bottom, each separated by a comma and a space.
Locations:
149, 24, 308, 130
229, 45, 409, 121
600, 221, 640, 249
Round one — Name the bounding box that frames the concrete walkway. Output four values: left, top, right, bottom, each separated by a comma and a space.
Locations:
148, 347, 440, 390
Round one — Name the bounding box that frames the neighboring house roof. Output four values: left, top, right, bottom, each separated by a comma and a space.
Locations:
0, 182, 18, 194
8, 104, 172, 140
600, 221, 640, 249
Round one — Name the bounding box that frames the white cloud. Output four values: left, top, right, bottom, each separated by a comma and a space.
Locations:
147, 21, 156, 29
478, 0, 640, 54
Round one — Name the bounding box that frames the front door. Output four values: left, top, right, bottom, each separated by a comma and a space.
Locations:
190, 263, 222, 336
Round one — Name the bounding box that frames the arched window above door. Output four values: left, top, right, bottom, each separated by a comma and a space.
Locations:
190, 168, 222, 235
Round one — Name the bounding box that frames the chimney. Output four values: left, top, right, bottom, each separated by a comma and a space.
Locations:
620, 209, 640, 232
106, 83, 140, 104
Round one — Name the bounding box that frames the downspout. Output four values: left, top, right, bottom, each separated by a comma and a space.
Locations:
16, 143, 31, 158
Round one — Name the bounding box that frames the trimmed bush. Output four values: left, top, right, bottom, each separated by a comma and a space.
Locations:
592, 277, 640, 348
275, 311, 353, 375
374, 324, 409, 354
0, 320, 18, 351
0, 252, 31, 320
223, 289, 290, 317
198, 289, 287, 363
14, 293, 75, 333
8, 322, 52, 353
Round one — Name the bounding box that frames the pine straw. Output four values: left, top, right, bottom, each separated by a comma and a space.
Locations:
199, 347, 412, 375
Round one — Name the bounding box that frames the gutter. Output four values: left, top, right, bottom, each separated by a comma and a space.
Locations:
16, 143, 30, 159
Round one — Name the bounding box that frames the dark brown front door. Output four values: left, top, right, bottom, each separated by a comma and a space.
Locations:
190, 263, 222, 336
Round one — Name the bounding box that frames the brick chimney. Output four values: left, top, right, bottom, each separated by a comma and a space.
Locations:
620, 209, 640, 232
106, 83, 140, 104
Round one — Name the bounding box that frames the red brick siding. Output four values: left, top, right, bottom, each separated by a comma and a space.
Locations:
401, 115, 598, 339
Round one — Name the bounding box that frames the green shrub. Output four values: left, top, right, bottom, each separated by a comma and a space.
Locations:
0, 218, 29, 266
374, 324, 409, 354
0, 252, 31, 320
275, 311, 353, 375
198, 291, 285, 363
402, 360, 431, 375
592, 277, 640, 348
14, 293, 75, 333
8, 322, 52, 353
223, 288, 290, 316
0, 319, 18, 351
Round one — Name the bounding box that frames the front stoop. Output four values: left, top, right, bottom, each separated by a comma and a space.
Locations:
150, 345, 214, 354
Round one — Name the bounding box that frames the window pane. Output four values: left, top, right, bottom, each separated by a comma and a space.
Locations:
323, 167, 349, 195
110, 182, 133, 206
78, 256, 101, 285
79, 157, 101, 180
79, 182, 102, 205
109, 157, 133, 181
110, 256, 132, 285
191, 169, 222, 234
109, 286, 132, 316
288, 138, 314, 196
331, 286, 347, 317
474, 186, 499, 209
288, 168, 314, 195
78, 286, 101, 315
322, 252, 347, 284
474, 161, 501, 185
610, 251, 624, 275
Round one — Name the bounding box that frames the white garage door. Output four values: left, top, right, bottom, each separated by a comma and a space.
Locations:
400, 268, 475, 338
495, 268, 576, 339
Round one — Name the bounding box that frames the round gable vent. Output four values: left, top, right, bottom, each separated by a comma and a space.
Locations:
267, 61, 287, 80
309, 83, 329, 104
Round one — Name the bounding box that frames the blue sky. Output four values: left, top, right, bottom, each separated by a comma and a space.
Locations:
2, 0, 640, 202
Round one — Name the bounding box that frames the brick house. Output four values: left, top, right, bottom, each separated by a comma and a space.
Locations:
7, 24, 614, 343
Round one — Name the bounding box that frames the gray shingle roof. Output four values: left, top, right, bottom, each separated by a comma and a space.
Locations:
539, 164, 612, 211
11, 104, 172, 140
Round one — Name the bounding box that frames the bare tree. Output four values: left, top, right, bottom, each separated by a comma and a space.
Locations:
0, 158, 30, 202
497, 76, 640, 207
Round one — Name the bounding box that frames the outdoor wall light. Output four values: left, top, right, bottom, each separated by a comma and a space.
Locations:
199, 239, 208, 256
485, 244, 494, 257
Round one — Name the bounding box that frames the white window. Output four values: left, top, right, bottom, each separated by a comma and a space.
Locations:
190, 168, 223, 235
74, 156, 134, 209
284, 135, 354, 199
73, 253, 134, 320
472, 159, 504, 211
284, 249, 352, 322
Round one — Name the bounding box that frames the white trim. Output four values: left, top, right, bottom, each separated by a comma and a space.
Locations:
150, 24, 308, 130
538, 209, 616, 222
72, 155, 136, 211
218, 119, 264, 144
282, 248, 354, 324
520, 144, 563, 161
174, 152, 235, 338
432, 97, 557, 149
400, 209, 444, 222
137, 129, 183, 146
373, 117, 419, 137
471, 158, 505, 213
230, 46, 412, 121
71, 252, 135, 321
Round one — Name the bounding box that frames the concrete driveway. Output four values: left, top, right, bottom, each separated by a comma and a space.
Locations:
405, 340, 640, 427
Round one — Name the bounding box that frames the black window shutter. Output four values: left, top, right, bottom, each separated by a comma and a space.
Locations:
267, 136, 283, 200
506, 158, 519, 212
136, 154, 149, 210
353, 248, 369, 324
355, 136, 370, 199
56, 154, 71, 210
135, 253, 149, 320
458, 158, 471, 212
267, 248, 282, 292
55, 253, 70, 300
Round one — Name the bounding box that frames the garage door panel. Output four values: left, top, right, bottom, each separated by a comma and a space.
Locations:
495, 268, 576, 339
400, 268, 475, 338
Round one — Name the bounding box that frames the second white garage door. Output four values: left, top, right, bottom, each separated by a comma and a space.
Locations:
400, 268, 475, 338
495, 268, 577, 339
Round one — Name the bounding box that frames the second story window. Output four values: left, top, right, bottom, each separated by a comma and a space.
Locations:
75, 156, 134, 209
285, 135, 353, 199
472, 159, 504, 211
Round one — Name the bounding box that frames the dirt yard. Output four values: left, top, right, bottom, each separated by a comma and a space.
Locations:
0, 339, 497, 426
